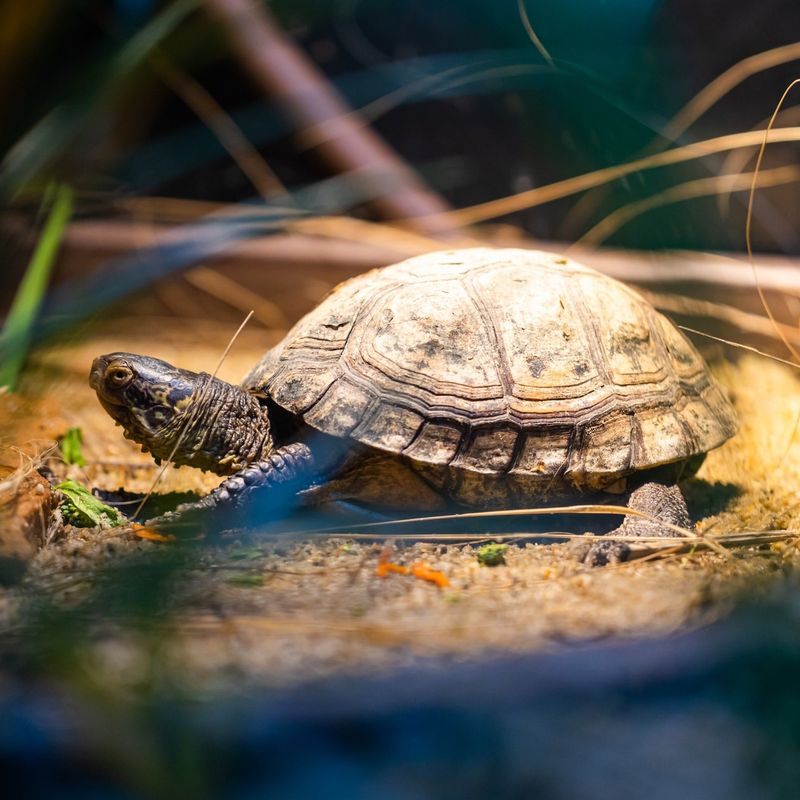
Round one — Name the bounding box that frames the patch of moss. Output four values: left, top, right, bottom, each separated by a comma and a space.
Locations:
477, 543, 509, 567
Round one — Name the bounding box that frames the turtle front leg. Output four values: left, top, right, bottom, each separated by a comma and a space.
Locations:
145, 443, 314, 531
581, 482, 692, 566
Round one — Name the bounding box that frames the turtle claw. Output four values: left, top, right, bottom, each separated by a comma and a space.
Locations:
581, 539, 631, 567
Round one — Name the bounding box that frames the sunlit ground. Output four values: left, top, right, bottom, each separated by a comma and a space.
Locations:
2, 310, 798, 692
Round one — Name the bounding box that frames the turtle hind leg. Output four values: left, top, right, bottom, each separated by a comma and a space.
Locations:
582, 481, 692, 567
145, 443, 314, 531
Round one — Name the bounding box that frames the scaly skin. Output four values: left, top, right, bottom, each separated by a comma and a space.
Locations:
580, 482, 693, 566
90, 353, 274, 474
148, 443, 314, 530
89, 352, 695, 559
90, 353, 313, 529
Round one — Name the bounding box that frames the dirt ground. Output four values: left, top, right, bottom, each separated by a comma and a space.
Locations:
2, 318, 800, 691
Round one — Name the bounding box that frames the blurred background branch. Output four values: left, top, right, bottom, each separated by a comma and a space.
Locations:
203, 0, 456, 235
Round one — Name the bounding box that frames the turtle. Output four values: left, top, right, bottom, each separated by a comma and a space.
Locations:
89, 248, 738, 563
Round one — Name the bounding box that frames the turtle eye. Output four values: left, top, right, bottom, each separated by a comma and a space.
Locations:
107, 365, 133, 387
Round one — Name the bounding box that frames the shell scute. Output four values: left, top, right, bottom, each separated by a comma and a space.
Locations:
302, 378, 373, 437
582, 275, 665, 384
455, 428, 519, 474
402, 422, 463, 465
467, 265, 603, 404
358, 281, 504, 399
580, 414, 634, 477
352, 403, 424, 452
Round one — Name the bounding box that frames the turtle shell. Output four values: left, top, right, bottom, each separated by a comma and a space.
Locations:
243, 249, 737, 486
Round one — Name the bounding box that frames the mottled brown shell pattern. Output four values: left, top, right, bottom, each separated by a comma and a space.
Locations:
243, 249, 737, 488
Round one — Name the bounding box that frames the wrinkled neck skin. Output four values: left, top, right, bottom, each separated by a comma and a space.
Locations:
132, 375, 273, 475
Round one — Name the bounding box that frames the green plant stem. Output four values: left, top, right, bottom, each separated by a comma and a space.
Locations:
0, 183, 73, 390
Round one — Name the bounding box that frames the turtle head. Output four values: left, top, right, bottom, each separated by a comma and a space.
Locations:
89, 353, 273, 474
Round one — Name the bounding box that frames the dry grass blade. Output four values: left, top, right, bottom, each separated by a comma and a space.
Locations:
561, 44, 800, 235
637, 289, 800, 346
517, 0, 554, 66
295, 505, 738, 557
663, 42, 800, 142
184, 266, 290, 329
0, 443, 57, 497
55, 214, 800, 294
439, 127, 800, 226
576, 165, 800, 246
745, 79, 800, 365
150, 52, 286, 199
625, 529, 798, 559
319, 528, 796, 551
286, 215, 459, 252
716, 105, 800, 216
679, 326, 800, 370
132, 310, 255, 518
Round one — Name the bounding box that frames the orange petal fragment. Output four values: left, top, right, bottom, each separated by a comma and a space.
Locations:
411, 562, 449, 588
375, 562, 410, 578
131, 524, 175, 543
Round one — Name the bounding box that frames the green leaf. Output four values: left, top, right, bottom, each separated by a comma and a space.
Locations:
55, 480, 126, 528
0, 183, 73, 390
476, 543, 509, 567
59, 427, 86, 467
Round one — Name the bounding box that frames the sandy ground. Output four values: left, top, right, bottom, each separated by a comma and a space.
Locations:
2, 319, 800, 690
